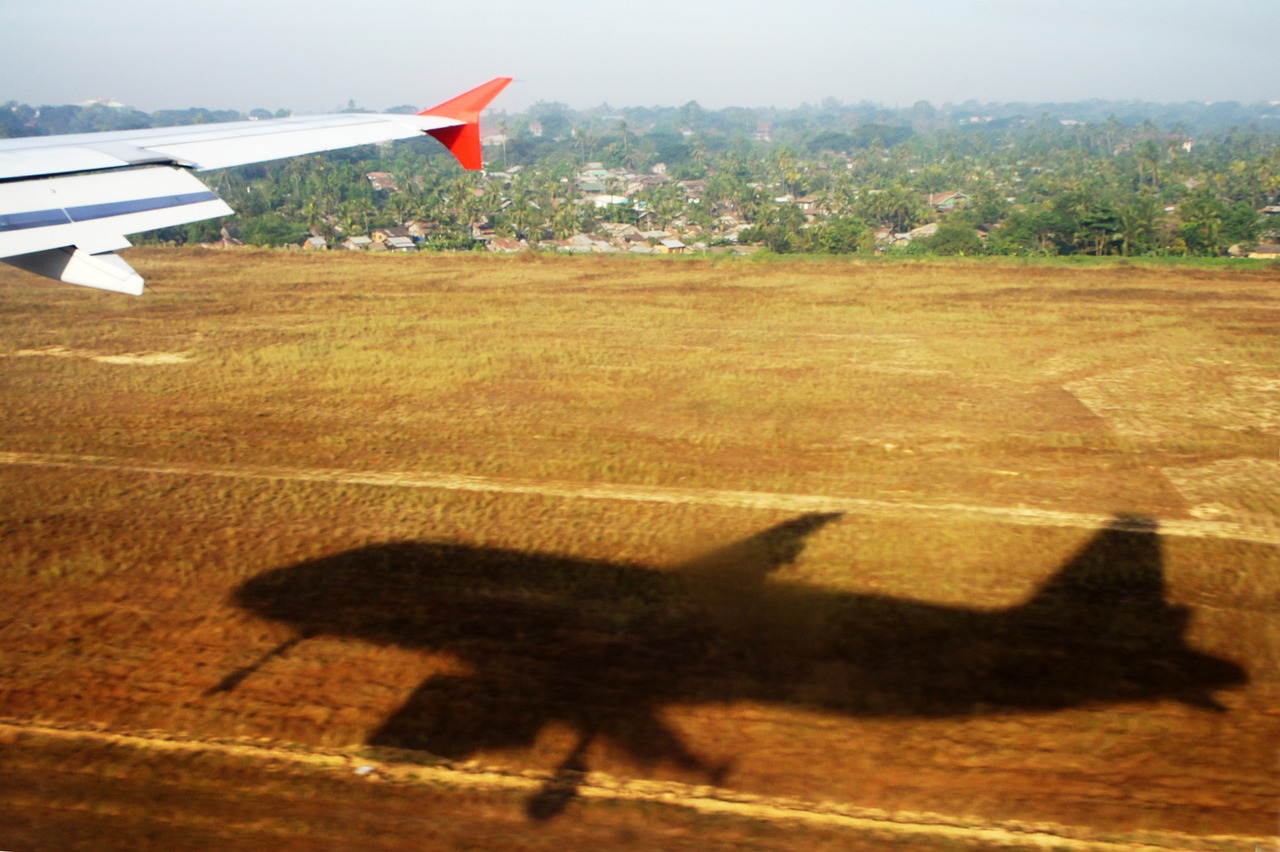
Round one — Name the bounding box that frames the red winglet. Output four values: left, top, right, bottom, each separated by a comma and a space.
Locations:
420, 77, 513, 171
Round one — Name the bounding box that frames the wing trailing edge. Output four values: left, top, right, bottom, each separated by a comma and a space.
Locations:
0, 166, 233, 294
4, 247, 145, 295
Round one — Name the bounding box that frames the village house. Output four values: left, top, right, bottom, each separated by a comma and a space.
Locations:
370, 225, 412, 244
677, 179, 708, 200
202, 225, 245, 249
618, 224, 646, 243
927, 191, 968, 210
384, 236, 417, 252
551, 233, 616, 253
406, 221, 441, 239
590, 194, 629, 209
794, 195, 819, 213
366, 172, 399, 193
486, 238, 529, 253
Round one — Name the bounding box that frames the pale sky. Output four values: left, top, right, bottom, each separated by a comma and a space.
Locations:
2, 0, 1277, 114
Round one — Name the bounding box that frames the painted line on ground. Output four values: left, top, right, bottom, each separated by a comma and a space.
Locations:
1, 450, 1277, 545
1, 721, 1269, 852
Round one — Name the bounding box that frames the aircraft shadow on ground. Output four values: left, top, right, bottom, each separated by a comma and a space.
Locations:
218, 513, 1247, 819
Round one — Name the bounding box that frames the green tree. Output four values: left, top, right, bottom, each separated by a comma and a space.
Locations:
1117, 194, 1161, 256
1075, 199, 1121, 255
239, 214, 303, 246
1221, 200, 1261, 246
814, 215, 866, 254
922, 217, 985, 256
1179, 188, 1228, 255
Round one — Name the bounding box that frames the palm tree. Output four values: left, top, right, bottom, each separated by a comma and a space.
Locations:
868, 182, 926, 232
1135, 140, 1162, 191
505, 180, 544, 240
736, 184, 766, 225
301, 198, 329, 236
342, 197, 375, 235
1179, 189, 1227, 255
552, 202, 581, 239
617, 119, 633, 167
1117, 194, 1160, 256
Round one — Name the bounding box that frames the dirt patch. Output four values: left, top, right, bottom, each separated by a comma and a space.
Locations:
1065, 359, 1280, 439
1164, 458, 1280, 524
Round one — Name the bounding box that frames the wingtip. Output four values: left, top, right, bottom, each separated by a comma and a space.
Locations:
419, 77, 514, 123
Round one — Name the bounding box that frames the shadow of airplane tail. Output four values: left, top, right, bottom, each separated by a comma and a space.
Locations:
992, 515, 1246, 711
1020, 515, 1169, 627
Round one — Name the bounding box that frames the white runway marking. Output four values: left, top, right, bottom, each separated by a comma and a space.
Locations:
1, 450, 1277, 544
1, 721, 1268, 852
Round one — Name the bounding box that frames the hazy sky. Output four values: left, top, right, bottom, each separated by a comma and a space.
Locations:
3, 0, 1277, 114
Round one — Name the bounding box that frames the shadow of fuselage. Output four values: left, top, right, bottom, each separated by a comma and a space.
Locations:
222, 513, 1246, 815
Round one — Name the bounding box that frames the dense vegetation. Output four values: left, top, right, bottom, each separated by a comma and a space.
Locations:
5, 96, 1280, 256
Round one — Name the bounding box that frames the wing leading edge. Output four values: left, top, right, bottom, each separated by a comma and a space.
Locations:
0, 77, 512, 294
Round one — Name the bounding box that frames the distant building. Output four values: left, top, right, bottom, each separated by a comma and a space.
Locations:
927, 191, 968, 210
371, 226, 411, 244
366, 172, 400, 193
486, 238, 529, 253
78, 97, 128, 108
407, 221, 441, 239
678, 179, 708, 199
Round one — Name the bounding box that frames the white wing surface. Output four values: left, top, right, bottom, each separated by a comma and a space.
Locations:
0, 77, 511, 294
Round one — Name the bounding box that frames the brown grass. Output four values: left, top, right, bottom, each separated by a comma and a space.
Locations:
0, 249, 1277, 846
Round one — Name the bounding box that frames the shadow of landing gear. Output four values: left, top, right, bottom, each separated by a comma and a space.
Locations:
524, 731, 592, 821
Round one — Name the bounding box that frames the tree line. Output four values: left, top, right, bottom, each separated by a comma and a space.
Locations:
5, 96, 1279, 256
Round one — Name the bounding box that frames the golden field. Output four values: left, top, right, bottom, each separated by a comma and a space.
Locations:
0, 249, 1277, 849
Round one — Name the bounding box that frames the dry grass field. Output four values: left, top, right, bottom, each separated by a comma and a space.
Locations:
0, 249, 1277, 849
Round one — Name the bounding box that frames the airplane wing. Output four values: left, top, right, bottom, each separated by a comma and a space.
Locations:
0, 77, 512, 295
